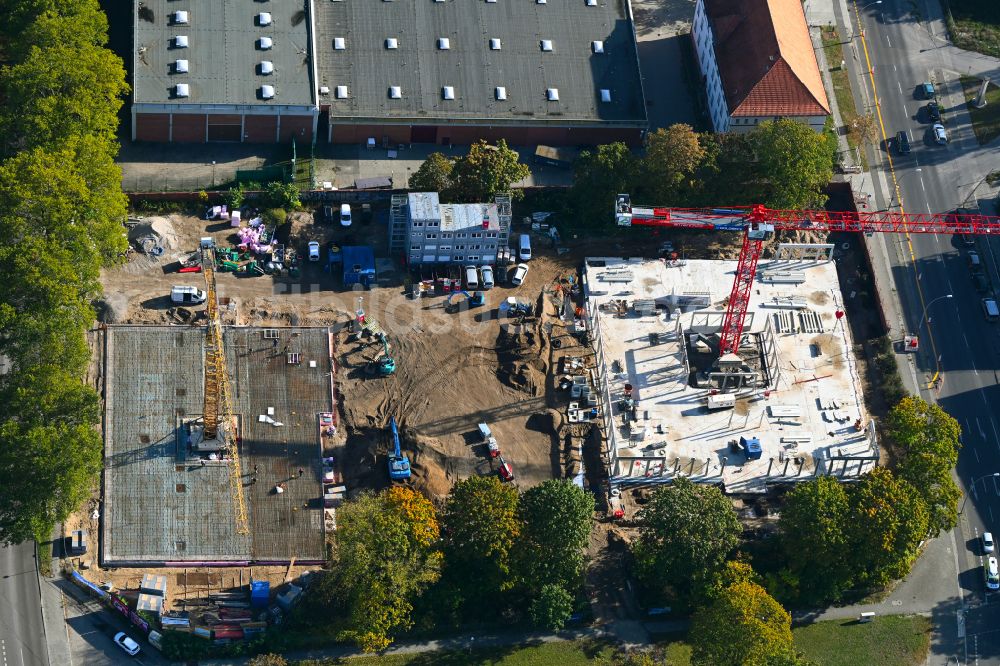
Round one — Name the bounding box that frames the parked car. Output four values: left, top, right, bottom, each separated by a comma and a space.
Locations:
340, 203, 352, 227
973, 273, 990, 293
969, 251, 983, 273
113, 632, 141, 657
361, 203, 373, 224
984, 531, 995, 554
921, 81, 936, 99
926, 101, 941, 122
510, 263, 529, 286
933, 123, 948, 144
986, 556, 1000, 590
896, 130, 911, 155
308, 241, 320, 261
480, 265, 495, 290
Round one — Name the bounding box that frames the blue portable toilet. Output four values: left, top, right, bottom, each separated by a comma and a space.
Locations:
250, 580, 270, 609
740, 436, 762, 460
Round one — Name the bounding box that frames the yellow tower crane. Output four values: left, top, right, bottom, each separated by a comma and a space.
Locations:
201, 244, 250, 536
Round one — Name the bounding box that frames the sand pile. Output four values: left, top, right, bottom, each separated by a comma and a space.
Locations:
129, 216, 183, 255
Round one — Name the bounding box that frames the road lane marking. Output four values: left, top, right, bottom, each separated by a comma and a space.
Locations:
886, 33, 892, 47
902, 103, 908, 115
977, 417, 986, 439
990, 417, 1000, 448
991, 506, 995, 523
919, 176, 927, 192
993, 475, 999, 496
975, 447, 981, 462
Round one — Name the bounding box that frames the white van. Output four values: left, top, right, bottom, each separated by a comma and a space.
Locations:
340, 203, 352, 227
983, 298, 999, 321
464, 265, 479, 290
518, 233, 531, 261
171, 286, 207, 305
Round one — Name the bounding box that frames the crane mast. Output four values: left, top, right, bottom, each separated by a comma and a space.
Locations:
202, 245, 250, 536
614, 194, 1000, 360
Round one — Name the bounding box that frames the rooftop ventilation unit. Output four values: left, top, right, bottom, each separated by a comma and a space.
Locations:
600, 88, 611, 102
438, 38, 450, 50
546, 88, 559, 101
386, 37, 398, 49
334, 37, 346, 50
487, 0, 497, 3
257, 12, 272, 26
495, 86, 507, 100
586, 0, 597, 5
335, 85, 348, 99
537, 0, 546, 4
540, 40, 553, 52
258, 36, 273, 50
174, 35, 189, 48
174, 83, 190, 97
442, 86, 455, 100
489, 38, 501, 50
259, 60, 274, 75
319, 85, 330, 95
260, 85, 275, 99
389, 86, 402, 99
592, 40, 605, 53
174, 59, 189, 73
172, 10, 189, 25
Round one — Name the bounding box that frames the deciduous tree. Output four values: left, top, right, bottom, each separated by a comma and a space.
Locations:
528, 583, 574, 631
640, 124, 706, 203
446, 140, 529, 202
409, 152, 455, 194
570, 142, 638, 228
631, 478, 741, 603
690, 581, 796, 666
746, 119, 835, 210
516, 480, 594, 591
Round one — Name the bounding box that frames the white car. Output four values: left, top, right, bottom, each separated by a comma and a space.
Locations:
984, 532, 995, 554
113, 632, 141, 656
932, 123, 948, 144
308, 241, 320, 261
340, 203, 352, 227
510, 263, 529, 286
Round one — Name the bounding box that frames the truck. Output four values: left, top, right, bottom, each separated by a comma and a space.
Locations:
478, 422, 500, 458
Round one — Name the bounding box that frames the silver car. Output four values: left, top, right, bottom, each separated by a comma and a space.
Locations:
932, 123, 948, 144
510, 263, 529, 286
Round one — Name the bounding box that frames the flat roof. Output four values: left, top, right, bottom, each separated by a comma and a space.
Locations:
133, 0, 315, 107
102, 326, 332, 564
314, 0, 646, 126
583, 256, 876, 494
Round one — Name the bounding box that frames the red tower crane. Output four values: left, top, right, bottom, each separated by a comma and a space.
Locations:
614, 194, 1000, 358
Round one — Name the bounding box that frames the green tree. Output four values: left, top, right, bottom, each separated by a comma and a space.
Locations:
703, 559, 761, 603
631, 478, 741, 603
409, 152, 455, 194
446, 140, 529, 202
528, 583, 574, 631
690, 581, 796, 666
516, 480, 594, 592
847, 467, 929, 587
746, 119, 835, 209
323, 489, 442, 651
264, 181, 301, 210
777, 476, 852, 604
441, 476, 520, 605
640, 124, 706, 203
248, 655, 288, 666
886, 396, 962, 535
570, 142, 639, 228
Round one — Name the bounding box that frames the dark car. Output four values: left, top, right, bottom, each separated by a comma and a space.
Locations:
973, 273, 990, 293
927, 101, 941, 122
896, 131, 911, 155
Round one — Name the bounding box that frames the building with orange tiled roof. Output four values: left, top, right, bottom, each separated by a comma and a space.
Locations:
691, 0, 831, 134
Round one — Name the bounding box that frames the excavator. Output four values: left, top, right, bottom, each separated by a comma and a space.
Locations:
366, 333, 396, 377
445, 290, 485, 314
386, 417, 411, 481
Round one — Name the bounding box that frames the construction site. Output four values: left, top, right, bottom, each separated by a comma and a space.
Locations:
581, 250, 877, 500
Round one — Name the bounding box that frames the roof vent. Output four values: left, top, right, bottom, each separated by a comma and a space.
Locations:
335, 85, 348, 99
173, 59, 189, 73
260, 85, 275, 99
334, 37, 346, 50
438, 38, 450, 50
586, 0, 597, 5
495, 86, 507, 100
174, 35, 189, 48
442, 86, 455, 100
489, 38, 501, 50
174, 83, 190, 97
537, 0, 546, 4
600, 88, 611, 102
592, 40, 605, 53
259, 61, 274, 75
546, 88, 559, 101
172, 10, 189, 25
258, 36, 273, 50
386, 37, 398, 49
389, 86, 402, 99
319, 85, 330, 95
257, 12, 272, 26
540, 40, 553, 52
487, 0, 497, 3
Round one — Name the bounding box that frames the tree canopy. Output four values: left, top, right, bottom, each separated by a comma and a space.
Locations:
690, 581, 797, 666
516, 480, 594, 592
631, 478, 741, 603
446, 140, 529, 202
746, 119, 837, 210
409, 152, 455, 194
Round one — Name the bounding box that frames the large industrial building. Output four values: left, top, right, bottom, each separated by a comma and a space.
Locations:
130, 0, 647, 145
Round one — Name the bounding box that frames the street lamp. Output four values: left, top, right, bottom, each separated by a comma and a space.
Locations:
921, 293, 954, 328
960, 472, 1000, 514
921, 294, 952, 387
859, 0, 882, 10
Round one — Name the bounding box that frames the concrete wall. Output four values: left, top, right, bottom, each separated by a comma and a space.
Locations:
133, 111, 316, 143
330, 122, 644, 147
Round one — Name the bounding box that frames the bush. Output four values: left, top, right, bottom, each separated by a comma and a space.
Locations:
529, 584, 574, 631
263, 208, 287, 227
264, 181, 301, 210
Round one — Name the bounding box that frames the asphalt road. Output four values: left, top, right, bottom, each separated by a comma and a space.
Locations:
851, 0, 1000, 663
0, 543, 48, 666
